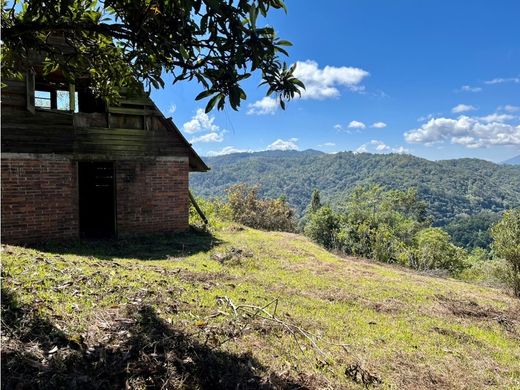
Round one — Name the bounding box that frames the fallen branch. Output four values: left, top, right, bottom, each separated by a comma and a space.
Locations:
217, 296, 328, 359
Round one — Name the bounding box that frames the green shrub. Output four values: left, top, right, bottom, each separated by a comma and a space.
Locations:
413, 228, 467, 275
304, 206, 340, 249
189, 196, 232, 229
226, 184, 296, 232
491, 209, 520, 297
459, 255, 511, 288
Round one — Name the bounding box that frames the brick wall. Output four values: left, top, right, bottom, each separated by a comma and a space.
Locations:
115, 159, 189, 236
1, 158, 79, 242
1, 157, 190, 243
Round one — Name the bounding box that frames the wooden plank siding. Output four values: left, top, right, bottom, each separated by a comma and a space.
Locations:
1, 78, 208, 170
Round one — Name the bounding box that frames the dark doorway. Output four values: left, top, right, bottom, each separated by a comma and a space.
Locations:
78, 162, 116, 239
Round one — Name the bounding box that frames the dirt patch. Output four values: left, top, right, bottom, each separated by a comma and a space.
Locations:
387, 353, 458, 390
431, 326, 482, 345
367, 298, 404, 314
178, 269, 236, 286
210, 246, 254, 265
434, 294, 520, 339
436, 294, 501, 319
345, 361, 382, 387
223, 224, 246, 232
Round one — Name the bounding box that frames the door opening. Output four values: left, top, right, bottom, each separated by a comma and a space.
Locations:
78, 161, 116, 239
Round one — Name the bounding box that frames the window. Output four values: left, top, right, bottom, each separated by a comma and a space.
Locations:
57, 90, 79, 112
35, 90, 51, 109
33, 88, 79, 112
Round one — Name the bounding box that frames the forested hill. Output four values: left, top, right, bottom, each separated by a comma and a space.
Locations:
190, 150, 520, 225
503, 154, 520, 165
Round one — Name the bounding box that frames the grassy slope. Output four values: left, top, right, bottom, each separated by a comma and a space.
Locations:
2, 226, 520, 389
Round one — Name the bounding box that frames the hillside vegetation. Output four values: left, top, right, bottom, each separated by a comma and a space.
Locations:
191, 151, 520, 225
2, 226, 520, 389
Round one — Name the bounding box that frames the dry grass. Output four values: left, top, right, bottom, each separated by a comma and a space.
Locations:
2, 226, 520, 389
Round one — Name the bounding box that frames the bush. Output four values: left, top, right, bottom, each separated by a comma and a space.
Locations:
189, 196, 232, 229
304, 206, 340, 249
413, 228, 467, 275
491, 209, 520, 297
226, 184, 296, 232
459, 248, 511, 288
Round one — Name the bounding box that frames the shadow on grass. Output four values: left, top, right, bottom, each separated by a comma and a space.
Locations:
1, 287, 306, 390
26, 227, 224, 261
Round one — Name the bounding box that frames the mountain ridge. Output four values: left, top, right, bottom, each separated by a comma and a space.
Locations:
191, 150, 520, 225
503, 154, 520, 165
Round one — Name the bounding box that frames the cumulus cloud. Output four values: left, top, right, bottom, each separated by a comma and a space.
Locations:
348, 120, 366, 129
168, 104, 177, 114
293, 60, 369, 100
190, 132, 224, 143
371, 122, 387, 128
457, 85, 482, 93
266, 138, 299, 151
206, 146, 253, 156
182, 108, 219, 134
452, 104, 477, 114
247, 96, 278, 115
392, 146, 410, 154
484, 77, 520, 85
354, 144, 368, 154
333, 124, 343, 130
500, 105, 520, 113
479, 113, 515, 123
183, 108, 227, 144
405, 114, 520, 148
354, 140, 409, 154
319, 142, 336, 147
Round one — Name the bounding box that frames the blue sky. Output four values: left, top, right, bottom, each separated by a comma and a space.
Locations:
151, 0, 520, 162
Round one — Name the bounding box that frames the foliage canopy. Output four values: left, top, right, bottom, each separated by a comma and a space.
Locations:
1, 0, 304, 109
492, 209, 520, 296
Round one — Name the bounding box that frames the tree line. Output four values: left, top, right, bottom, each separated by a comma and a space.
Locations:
191, 184, 520, 297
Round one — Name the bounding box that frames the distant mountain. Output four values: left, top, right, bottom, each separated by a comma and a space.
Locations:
503, 155, 520, 165
191, 150, 520, 225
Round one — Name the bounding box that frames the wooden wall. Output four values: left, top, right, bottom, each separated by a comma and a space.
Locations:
1, 78, 191, 160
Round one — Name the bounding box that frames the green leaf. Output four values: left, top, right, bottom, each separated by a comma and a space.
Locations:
195, 90, 213, 100
205, 93, 220, 113
277, 40, 293, 47
179, 45, 189, 60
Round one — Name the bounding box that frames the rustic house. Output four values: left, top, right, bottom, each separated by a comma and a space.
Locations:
1, 70, 209, 242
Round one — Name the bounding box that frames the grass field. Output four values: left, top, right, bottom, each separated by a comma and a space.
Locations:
2, 224, 519, 389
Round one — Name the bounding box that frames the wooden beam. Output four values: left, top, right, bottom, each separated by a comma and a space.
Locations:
69, 83, 76, 112
189, 190, 208, 225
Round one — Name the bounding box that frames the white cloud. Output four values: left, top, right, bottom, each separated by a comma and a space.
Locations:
319, 142, 336, 147
371, 122, 387, 129
485, 77, 520, 85
333, 124, 343, 130
168, 104, 177, 114
370, 140, 391, 152
417, 113, 434, 122
348, 120, 366, 129
354, 140, 409, 154
458, 85, 482, 93
451, 104, 477, 113
190, 132, 224, 143
293, 60, 369, 100
247, 96, 278, 115
392, 146, 410, 154
354, 144, 368, 154
479, 113, 515, 123
500, 105, 520, 113
266, 138, 299, 151
182, 108, 219, 134
206, 146, 253, 156
405, 114, 520, 148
